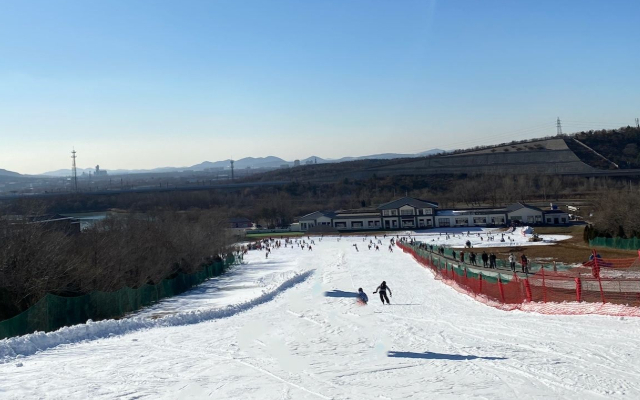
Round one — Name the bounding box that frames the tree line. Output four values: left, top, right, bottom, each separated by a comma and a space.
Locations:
0, 205, 231, 320
584, 189, 640, 240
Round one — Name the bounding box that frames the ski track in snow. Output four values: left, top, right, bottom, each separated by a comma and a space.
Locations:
0, 231, 639, 399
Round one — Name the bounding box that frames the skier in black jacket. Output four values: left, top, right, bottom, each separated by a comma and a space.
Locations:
373, 281, 392, 305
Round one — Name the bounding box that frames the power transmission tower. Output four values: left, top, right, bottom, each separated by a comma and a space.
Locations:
556, 117, 563, 135
71, 148, 78, 192
230, 159, 235, 181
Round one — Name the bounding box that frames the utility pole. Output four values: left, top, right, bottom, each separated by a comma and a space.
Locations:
556, 117, 563, 136
71, 148, 78, 193
230, 159, 235, 181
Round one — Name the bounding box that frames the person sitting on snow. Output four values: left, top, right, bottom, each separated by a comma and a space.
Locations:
357, 288, 369, 304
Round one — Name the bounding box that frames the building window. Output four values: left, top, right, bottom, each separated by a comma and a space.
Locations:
392, 220, 398, 227
561, 218, 566, 223
390, 210, 398, 216
527, 216, 535, 223
473, 217, 487, 224
424, 209, 433, 215
400, 209, 414, 216
438, 218, 450, 227
352, 221, 363, 228
455, 218, 469, 226
335, 222, 346, 228
382, 210, 390, 216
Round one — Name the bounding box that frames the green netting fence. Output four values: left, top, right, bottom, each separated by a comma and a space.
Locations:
411, 246, 505, 284
0, 255, 239, 340
589, 237, 640, 251
421, 243, 573, 273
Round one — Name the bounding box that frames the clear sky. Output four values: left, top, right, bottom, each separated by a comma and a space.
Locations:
1, 0, 639, 174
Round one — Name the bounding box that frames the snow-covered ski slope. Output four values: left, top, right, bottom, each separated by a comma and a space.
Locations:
402, 226, 571, 248
1, 234, 639, 399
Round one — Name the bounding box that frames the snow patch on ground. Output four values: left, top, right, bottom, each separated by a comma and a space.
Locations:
400, 227, 571, 248
0, 270, 313, 363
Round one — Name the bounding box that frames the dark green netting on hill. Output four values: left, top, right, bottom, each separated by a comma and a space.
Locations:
590, 237, 640, 251
0, 256, 238, 340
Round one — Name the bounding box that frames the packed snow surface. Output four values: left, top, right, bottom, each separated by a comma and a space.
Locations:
1, 231, 639, 399
406, 226, 570, 248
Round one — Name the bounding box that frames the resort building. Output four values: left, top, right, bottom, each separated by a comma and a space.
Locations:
296, 197, 569, 232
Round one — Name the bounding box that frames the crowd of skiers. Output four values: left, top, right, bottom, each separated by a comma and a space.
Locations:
416, 242, 532, 274
242, 234, 400, 306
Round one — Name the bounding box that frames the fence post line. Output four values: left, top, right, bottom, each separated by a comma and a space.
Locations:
478, 273, 483, 294
498, 276, 506, 303
598, 277, 606, 304
524, 279, 532, 302
541, 265, 547, 303
575, 277, 582, 302
553, 261, 557, 273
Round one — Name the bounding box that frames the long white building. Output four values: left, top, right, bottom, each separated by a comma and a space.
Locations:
297, 197, 569, 232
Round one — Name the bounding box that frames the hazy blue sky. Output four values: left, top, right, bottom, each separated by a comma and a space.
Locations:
1, 0, 639, 174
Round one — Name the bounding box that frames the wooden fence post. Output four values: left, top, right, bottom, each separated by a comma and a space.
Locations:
575, 277, 582, 302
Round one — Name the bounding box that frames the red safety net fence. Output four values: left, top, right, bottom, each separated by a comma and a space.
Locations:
397, 242, 640, 317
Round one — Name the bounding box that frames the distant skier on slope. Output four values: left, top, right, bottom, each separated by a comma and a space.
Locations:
357, 288, 369, 305
373, 281, 392, 305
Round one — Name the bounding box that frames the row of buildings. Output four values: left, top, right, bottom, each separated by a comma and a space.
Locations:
296, 197, 570, 232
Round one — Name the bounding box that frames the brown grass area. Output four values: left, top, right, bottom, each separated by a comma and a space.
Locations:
480, 225, 638, 264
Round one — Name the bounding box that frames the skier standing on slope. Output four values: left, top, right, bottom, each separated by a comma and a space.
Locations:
509, 253, 516, 272
373, 281, 392, 305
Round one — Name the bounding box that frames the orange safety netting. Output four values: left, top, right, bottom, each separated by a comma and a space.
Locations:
397, 242, 640, 317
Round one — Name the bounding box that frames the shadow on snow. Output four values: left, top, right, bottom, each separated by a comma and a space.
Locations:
387, 351, 506, 361
323, 290, 359, 298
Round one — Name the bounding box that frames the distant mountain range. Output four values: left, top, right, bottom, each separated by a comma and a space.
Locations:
37, 149, 445, 177
0, 169, 21, 177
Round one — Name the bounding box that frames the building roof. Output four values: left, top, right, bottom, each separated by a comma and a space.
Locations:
505, 202, 542, 213
333, 213, 381, 220
335, 208, 378, 215
376, 197, 439, 210
299, 211, 336, 220
436, 209, 507, 216
228, 217, 251, 223
544, 209, 569, 215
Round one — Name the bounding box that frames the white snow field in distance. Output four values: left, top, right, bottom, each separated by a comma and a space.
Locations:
1, 233, 639, 399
